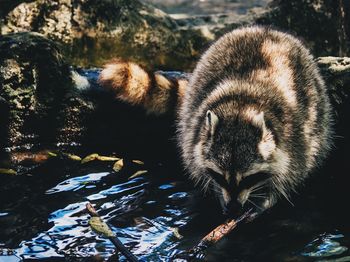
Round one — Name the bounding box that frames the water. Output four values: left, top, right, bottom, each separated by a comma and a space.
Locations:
143, 0, 271, 16
0, 157, 194, 261
0, 150, 349, 261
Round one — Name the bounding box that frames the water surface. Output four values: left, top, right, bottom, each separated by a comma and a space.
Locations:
0, 151, 349, 261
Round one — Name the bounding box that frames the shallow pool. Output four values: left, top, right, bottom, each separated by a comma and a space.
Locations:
0, 150, 349, 261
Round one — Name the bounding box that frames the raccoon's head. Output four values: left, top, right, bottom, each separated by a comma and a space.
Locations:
195, 107, 282, 214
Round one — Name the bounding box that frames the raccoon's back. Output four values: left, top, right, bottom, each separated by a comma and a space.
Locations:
178, 26, 333, 174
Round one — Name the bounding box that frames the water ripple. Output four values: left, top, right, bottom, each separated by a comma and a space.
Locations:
301, 232, 348, 258
46, 172, 111, 194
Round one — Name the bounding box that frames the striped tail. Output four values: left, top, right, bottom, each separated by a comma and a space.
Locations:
98, 59, 189, 115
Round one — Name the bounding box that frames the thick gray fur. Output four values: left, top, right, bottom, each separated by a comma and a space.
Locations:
177, 26, 333, 211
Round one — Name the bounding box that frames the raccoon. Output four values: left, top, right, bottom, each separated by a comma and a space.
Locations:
99, 26, 333, 215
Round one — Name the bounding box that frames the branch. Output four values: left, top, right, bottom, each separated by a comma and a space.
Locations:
86, 203, 139, 262
171, 209, 255, 261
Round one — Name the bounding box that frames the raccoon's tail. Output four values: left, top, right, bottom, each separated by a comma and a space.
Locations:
98, 59, 189, 115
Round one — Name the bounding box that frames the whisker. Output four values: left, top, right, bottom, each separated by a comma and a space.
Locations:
247, 199, 264, 211
250, 192, 266, 196
271, 179, 294, 207
250, 186, 264, 193
250, 181, 268, 193
250, 194, 267, 199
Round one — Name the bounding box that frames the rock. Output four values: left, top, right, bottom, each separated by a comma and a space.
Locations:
1, 0, 209, 70
0, 32, 70, 149
258, 0, 349, 57
2, 0, 349, 70
173, 0, 350, 58
0, 32, 94, 153
316, 56, 350, 126
173, 8, 267, 39
143, 0, 271, 16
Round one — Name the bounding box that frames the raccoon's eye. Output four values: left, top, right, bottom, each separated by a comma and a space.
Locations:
239, 172, 271, 191
208, 168, 229, 189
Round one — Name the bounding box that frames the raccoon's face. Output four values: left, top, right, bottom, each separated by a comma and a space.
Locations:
200, 108, 277, 214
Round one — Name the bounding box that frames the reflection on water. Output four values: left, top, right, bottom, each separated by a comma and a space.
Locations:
0, 155, 349, 261
0, 160, 194, 261
301, 232, 348, 258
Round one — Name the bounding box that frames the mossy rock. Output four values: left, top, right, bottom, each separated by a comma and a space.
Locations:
0, 32, 96, 153
1, 0, 210, 70
0, 32, 72, 148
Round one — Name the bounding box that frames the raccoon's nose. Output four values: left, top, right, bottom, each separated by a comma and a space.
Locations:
220, 197, 241, 216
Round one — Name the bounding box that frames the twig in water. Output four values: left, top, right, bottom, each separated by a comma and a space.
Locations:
86, 203, 139, 262
171, 209, 255, 261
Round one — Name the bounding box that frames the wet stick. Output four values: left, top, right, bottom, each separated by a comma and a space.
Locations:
86, 203, 139, 262
172, 209, 254, 261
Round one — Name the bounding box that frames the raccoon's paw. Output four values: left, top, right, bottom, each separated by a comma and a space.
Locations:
98, 59, 150, 105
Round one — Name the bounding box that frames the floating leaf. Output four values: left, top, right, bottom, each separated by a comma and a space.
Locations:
66, 154, 82, 161
81, 153, 99, 164
129, 170, 148, 180
81, 154, 120, 163
47, 151, 58, 157
171, 227, 183, 239
96, 155, 120, 161
0, 168, 17, 175
132, 160, 144, 165
89, 217, 115, 238
113, 159, 124, 172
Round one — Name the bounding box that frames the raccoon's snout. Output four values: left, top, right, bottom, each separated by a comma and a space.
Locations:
220, 194, 238, 215
220, 191, 244, 216
219, 172, 272, 214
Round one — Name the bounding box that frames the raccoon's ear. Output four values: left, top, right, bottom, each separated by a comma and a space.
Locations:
255, 112, 276, 159
252, 111, 266, 129
259, 128, 276, 160
206, 110, 219, 136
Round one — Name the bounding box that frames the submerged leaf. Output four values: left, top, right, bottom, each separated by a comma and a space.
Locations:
113, 159, 124, 172
0, 168, 17, 175
47, 151, 58, 157
96, 155, 120, 161
89, 217, 115, 238
66, 154, 82, 161
11, 151, 53, 164
128, 170, 148, 180
81, 154, 120, 163
171, 227, 183, 239
132, 160, 144, 165
81, 153, 99, 164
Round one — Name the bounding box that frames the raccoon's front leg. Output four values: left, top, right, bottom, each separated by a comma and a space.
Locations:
98, 59, 188, 115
